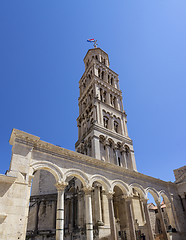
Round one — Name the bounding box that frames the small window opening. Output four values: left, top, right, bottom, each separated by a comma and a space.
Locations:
118, 157, 121, 166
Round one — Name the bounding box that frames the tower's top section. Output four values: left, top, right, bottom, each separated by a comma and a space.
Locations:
84, 48, 110, 70
76, 47, 137, 171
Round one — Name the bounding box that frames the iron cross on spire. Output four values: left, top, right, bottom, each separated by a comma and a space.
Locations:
93, 40, 98, 48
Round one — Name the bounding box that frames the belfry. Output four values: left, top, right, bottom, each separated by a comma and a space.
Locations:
0, 47, 185, 240
76, 48, 136, 171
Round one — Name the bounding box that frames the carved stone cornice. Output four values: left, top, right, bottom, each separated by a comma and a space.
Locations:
10, 129, 177, 189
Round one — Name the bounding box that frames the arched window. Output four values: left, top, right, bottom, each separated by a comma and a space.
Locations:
98, 68, 101, 78
110, 94, 113, 105
103, 116, 109, 129
111, 77, 113, 85
113, 97, 116, 108
96, 55, 98, 60
118, 157, 121, 166
100, 88, 103, 101
103, 91, 106, 103
101, 71, 104, 80
108, 75, 110, 84
114, 121, 119, 133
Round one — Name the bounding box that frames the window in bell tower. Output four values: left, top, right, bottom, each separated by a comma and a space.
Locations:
114, 121, 119, 133
111, 77, 113, 85
98, 68, 101, 78
103, 116, 109, 129
103, 91, 106, 103
101, 71, 104, 80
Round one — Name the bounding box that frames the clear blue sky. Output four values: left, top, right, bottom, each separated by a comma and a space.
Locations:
0, 1, 186, 182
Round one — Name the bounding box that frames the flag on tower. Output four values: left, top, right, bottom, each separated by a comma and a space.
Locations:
87, 39, 95, 42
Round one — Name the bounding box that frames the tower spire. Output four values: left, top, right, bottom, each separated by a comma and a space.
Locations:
75, 48, 137, 171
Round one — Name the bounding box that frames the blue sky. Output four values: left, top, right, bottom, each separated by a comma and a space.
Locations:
0, 1, 185, 182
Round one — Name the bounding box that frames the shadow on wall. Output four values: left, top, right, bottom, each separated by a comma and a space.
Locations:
0, 182, 12, 197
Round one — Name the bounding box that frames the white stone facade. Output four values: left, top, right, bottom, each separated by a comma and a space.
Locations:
0, 48, 185, 240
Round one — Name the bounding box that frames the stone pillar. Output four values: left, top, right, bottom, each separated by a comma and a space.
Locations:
142, 199, 154, 240
105, 144, 110, 163
83, 187, 94, 240
125, 197, 136, 240
92, 136, 101, 160
166, 202, 176, 229
155, 200, 169, 240
102, 191, 110, 226
123, 150, 128, 169
107, 192, 117, 240
95, 184, 103, 225
77, 192, 83, 227
124, 118, 128, 137
180, 193, 186, 212
110, 115, 114, 131
55, 182, 68, 240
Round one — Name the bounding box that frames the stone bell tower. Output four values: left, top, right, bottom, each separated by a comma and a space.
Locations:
75, 47, 137, 171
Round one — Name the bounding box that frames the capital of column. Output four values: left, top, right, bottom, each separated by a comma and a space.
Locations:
124, 195, 134, 202
82, 186, 94, 195
55, 181, 68, 191
105, 191, 115, 200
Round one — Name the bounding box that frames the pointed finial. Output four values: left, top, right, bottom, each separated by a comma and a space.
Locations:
93, 40, 98, 48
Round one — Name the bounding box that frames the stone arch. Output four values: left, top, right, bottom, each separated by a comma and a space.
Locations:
159, 190, 171, 204
145, 187, 160, 201
30, 161, 63, 183
111, 180, 129, 195
124, 143, 131, 151
129, 183, 146, 198
89, 174, 111, 192
64, 168, 89, 187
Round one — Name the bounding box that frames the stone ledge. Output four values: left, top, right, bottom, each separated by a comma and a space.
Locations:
0, 174, 16, 184
9, 128, 176, 187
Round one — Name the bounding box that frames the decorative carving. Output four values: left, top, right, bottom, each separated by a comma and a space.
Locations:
55, 181, 68, 191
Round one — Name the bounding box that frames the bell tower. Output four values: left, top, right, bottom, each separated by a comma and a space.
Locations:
75, 48, 137, 171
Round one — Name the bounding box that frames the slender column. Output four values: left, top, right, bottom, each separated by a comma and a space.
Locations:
95, 184, 103, 225
125, 197, 136, 240
107, 192, 117, 240
141, 199, 154, 240
120, 116, 125, 136
123, 150, 128, 169
102, 191, 110, 226
92, 136, 101, 160
105, 143, 110, 163
124, 118, 128, 137
77, 192, 82, 227
155, 200, 169, 240
83, 187, 94, 240
55, 182, 68, 240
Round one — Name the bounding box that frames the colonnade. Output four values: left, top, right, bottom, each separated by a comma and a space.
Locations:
54, 181, 175, 240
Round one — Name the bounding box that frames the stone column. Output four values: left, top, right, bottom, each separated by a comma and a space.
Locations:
123, 150, 128, 169
92, 136, 101, 160
124, 118, 128, 137
141, 199, 154, 240
180, 193, 186, 212
155, 200, 169, 240
107, 192, 117, 240
105, 142, 110, 163
95, 184, 103, 225
55, 182, 68, 240
102, 191, 110, 226
125, 197, 136, 240
83, 187, 94, 240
